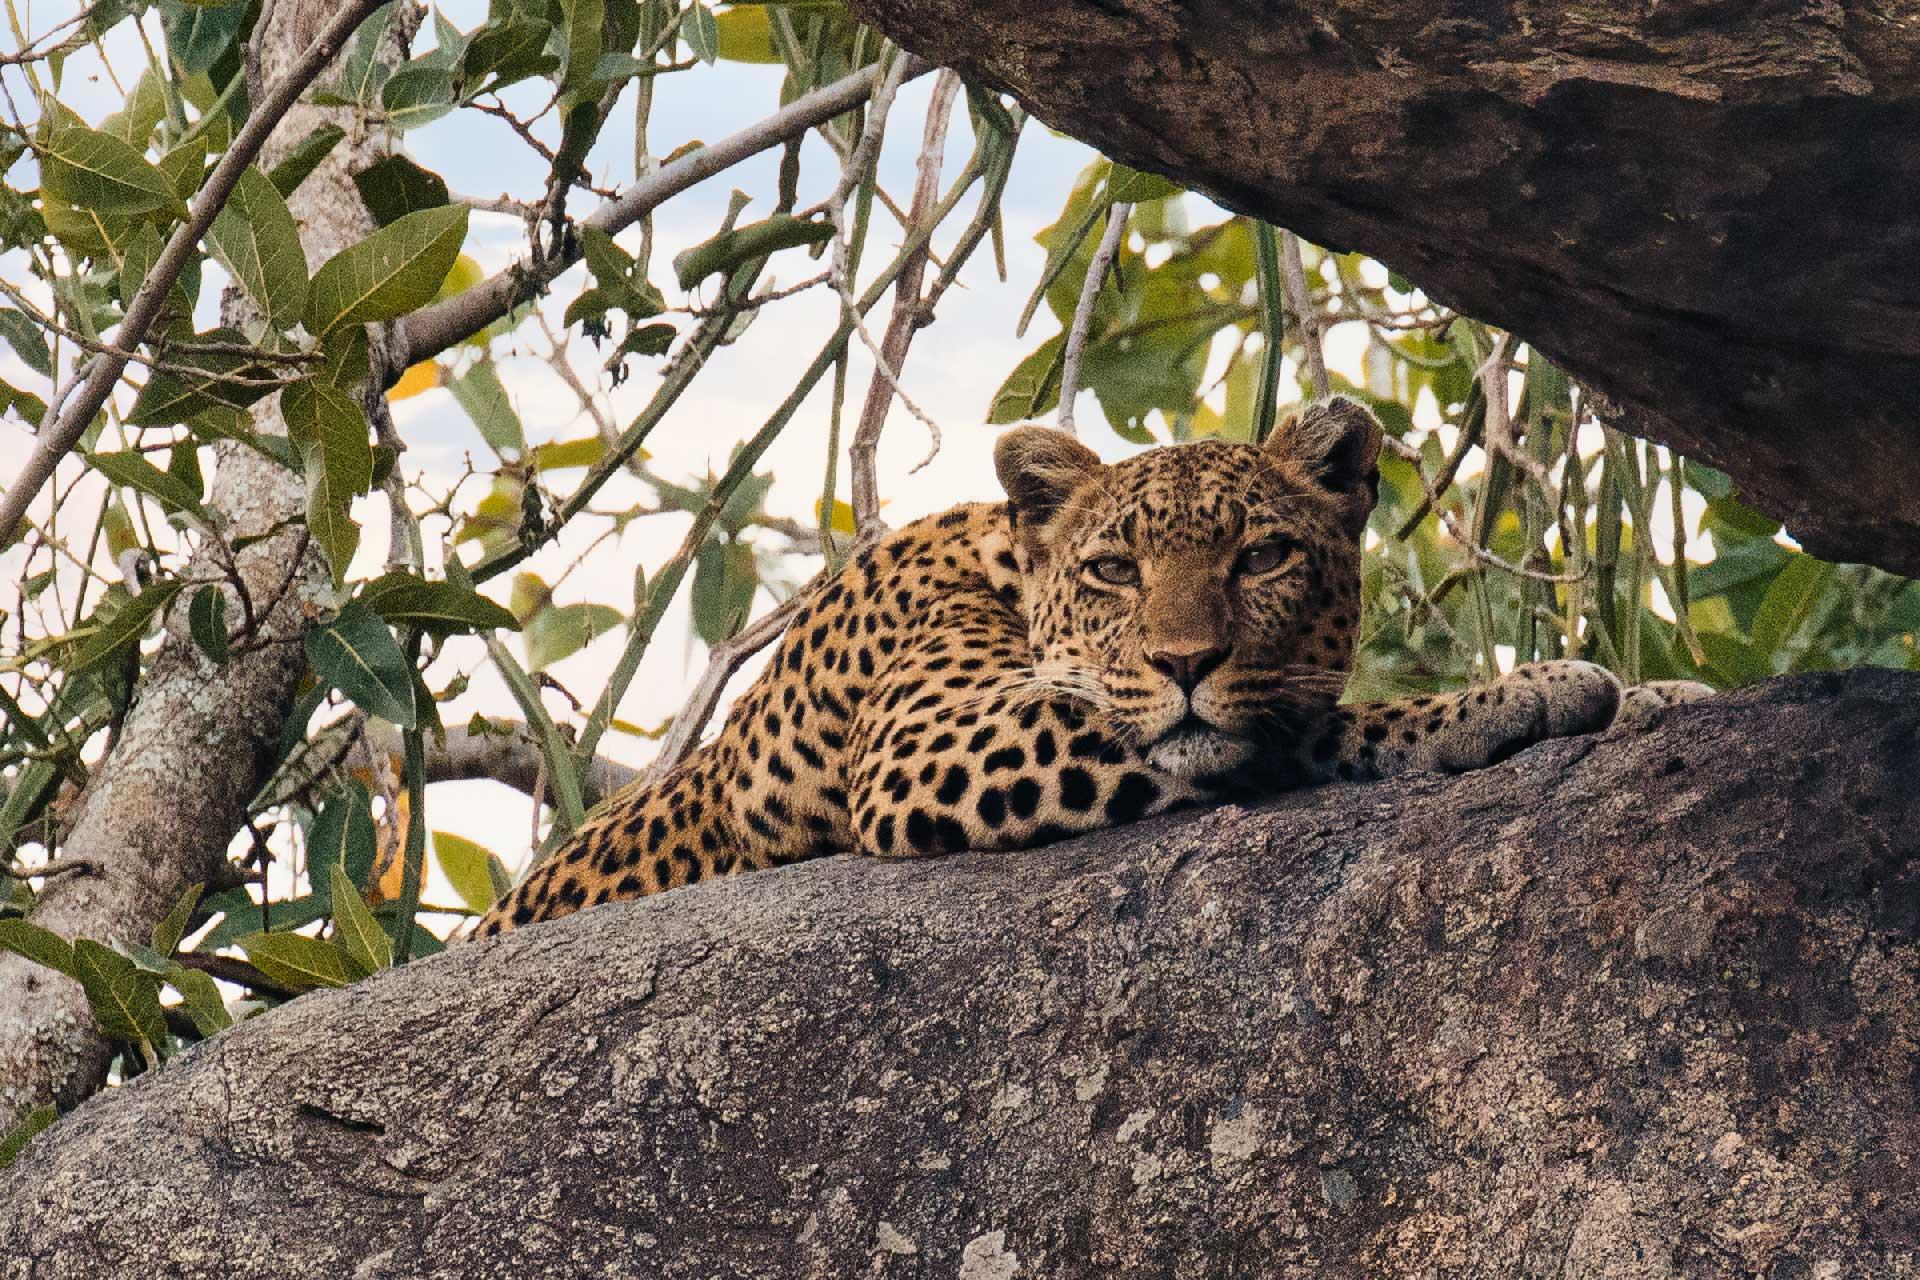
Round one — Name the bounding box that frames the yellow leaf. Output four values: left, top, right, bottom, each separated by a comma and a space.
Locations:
713, 7, 781, 62
387, 359, 440, 401
815, 497, 857, 536
368, 789, 409, 903
435, 253, 484, 301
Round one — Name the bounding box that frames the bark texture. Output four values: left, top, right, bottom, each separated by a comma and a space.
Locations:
842, 0, 1920, 577
2, 669, 1915, 1278
0, 0, 407, 1132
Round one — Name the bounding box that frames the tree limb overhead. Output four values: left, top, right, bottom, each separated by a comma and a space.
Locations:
843, 0, 1920, 575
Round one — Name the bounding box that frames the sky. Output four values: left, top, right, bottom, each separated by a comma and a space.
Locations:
0, 1, 1705, 919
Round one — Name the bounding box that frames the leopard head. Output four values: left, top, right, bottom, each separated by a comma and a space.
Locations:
994, 398, 1382, 780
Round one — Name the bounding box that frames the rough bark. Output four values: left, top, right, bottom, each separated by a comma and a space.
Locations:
3, 669, 1914, 1278
842, 0, 1920, 577
0, 1, 406, 1133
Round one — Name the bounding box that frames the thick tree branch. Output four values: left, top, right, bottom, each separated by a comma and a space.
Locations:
2, 672, 1913, 1276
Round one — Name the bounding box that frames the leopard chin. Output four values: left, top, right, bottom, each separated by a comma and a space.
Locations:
1145, 719, 1256, 779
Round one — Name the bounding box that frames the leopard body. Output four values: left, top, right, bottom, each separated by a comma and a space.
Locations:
476, 399, 1647, 937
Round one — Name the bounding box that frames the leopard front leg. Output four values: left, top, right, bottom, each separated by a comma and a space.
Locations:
1304, 659, 1624, 781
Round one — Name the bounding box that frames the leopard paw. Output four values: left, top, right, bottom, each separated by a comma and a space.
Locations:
1612, 679, 1715, 730
1421, 659, 1621, 772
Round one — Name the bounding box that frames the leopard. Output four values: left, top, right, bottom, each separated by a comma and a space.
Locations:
474, 396, 1705, 938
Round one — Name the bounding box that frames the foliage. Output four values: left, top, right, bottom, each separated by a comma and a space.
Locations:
0, 0, 1909, 1135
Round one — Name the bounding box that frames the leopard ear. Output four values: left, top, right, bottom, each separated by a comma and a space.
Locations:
995, 426, 1104, 526
1265, 395, 1383, 493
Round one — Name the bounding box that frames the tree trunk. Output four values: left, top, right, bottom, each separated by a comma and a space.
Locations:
843, 0, 1920, 577
0, 0, 406, 1133
2, 670, 1913, 1278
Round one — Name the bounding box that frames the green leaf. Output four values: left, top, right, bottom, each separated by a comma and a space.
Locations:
71, 938, 166, 1044
151, 882, 204, 957
187, 584, 229, 664
683, 1, 718, 63
116, 222, 196, 331
1107, 162, 1181, 203
690, 537, 756, 646
305, 462, 360, 580
1698, 629, 1772, 687
463, 16, 558, 93
124, 330, 284, 425
524, 601, 622, 671
88, 450, 210, 523
1749, 554, 1835, 656
0, 378, 48, 424
580, 225, 638, 293
559, 0, 604, 98
163, 966, 231, 1036
198, 888, 329, 949
0, 918, 77, 977
206, 166, 308, 328
306, 602, 417, 728
307, 781, 378, 901
283, 377, 372, 584
37, 120, 183, 217
447, 359, 524, 456
303, 204, 469, 337
0, 308, 52, 377
381, 64, 456, 131
358, 572, 519, 635
433, 831, 504, 914
159, 0, 248, 76
330, 862, 391, 978
672, 214, 832, 290
352, 154, 450, 227
328, 0, 398, 106
99, 70, 165, 148
0, 1104, 58, 1170
156, 135, 209, 202
69, 580, 185, 675
268, 123, 344, 197
986, 333, 1064, 424
237, 931, 349, 992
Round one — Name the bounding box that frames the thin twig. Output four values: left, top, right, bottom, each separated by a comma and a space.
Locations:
1383, 434, 1585, 584
1058, 201, 1130, 435
2, 857, 95, 881
1279, 230, 1330, 399
1478, 335, 1555, 501
846, 67, 959, 544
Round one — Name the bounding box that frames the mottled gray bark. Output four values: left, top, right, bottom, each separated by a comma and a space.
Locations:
0, 0, 408, 1133
3, 670, 1914, 1278
842, 0, 1920, 577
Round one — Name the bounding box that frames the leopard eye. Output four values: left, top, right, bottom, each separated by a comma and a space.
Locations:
1235, 539, 1297, 576
1084, 555, 1140, 587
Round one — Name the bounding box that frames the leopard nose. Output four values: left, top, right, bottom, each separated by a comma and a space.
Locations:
1144, 640, 1229, 692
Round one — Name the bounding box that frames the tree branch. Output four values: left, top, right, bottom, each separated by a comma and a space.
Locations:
1057, 201, 1130, 436
393, 59, 931, 376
